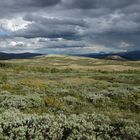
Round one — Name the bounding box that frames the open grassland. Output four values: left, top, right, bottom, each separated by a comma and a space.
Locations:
0, 55, 140, 140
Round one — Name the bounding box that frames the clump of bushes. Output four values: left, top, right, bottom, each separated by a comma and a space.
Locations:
0, 62, 11, 68
0, 110, 140, 140
43, 96, 64, 109
62, 95, 79, 105
86, 93, 111, 107
0, 75, 8, 84
103, 86, 135, 99
0, 92, 44, 110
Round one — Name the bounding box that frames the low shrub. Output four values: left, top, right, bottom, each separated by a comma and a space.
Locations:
0, 110, 139, 140
0, 93, 44, 110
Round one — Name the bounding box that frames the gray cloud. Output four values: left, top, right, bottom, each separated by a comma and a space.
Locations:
13, 15, 87, 40
23, 14, 87, 27
0, 0, 61, 18
0, 0, 140, 53
0, 0, 61, 8
61, 0, 138, 9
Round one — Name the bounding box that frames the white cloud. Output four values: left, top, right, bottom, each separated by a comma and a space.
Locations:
9, 41, 24, 47
0, 17, 31, 32
119, 42, 133, 48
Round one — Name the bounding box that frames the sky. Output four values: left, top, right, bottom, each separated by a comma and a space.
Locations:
0, 0, 140, 54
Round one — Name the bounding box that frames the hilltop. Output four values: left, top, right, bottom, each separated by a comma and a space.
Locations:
104, 55, 126, 61
74, 50, 140, 60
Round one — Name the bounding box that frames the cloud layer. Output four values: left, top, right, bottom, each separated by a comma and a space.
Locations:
0, 0, 140, 53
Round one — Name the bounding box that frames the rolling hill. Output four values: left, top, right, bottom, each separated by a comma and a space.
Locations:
74, 50, 140, 60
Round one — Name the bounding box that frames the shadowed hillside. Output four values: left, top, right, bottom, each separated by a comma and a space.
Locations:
0, 52, 43, 60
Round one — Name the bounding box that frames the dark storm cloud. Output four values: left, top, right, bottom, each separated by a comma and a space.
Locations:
0, 0, 61, 17
23, 14, 87, 27
13, 15, 87, 40
62, 0, 137, 9
46, 44, 85, 49
24, 0, 61, 7
14, 24, 81, 40
0, 0, 140, 53
0, 0, 61, 8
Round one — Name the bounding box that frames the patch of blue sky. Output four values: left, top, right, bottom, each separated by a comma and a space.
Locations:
0, 31, 11, 38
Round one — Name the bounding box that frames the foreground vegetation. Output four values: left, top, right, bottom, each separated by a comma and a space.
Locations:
0, 55, 140, 139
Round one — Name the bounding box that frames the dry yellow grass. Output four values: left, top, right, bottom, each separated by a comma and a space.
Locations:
61, 77, 97, 85
59, 64, 140, 71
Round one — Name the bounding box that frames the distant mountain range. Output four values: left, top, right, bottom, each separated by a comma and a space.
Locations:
0, 50, 140, 60
74, 50, 140, 61
0, 52, 42, 60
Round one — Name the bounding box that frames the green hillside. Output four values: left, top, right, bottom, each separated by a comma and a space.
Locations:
0, 55, 140, 139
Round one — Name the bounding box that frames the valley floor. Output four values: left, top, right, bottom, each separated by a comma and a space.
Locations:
0, 55, 140, 139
